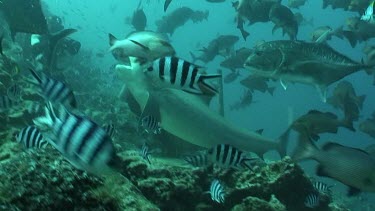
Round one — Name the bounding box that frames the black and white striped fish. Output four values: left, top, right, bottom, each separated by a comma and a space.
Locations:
184, 152, 210, 167
144, 56, 221, 95
103, 123, 116, 138
207, 144, 254, 170
0, 95, 14, 112
313, 181, 332, 193
140, 115, 161, 134
140, 143, 152, 164
28, 68, 77, 108
7, 84, 22, 101
33, 102, 117, 175
210, 179, 225, 203
304, 193, 320, 208
15, 126, 48, 149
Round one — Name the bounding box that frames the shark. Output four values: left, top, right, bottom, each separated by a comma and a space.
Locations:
115, 62, 289, 158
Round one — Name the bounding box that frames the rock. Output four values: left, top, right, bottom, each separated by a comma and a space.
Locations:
231, 195, 286, 211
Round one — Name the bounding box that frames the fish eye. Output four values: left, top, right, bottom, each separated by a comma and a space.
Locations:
255, 51, 263, 56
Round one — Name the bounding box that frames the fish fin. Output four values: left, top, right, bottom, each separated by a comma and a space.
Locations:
164, 0, 173, 12
108, 33, 117, 47
291, 132, 319, 161
33, 101, 56, 129
277, 128, 291, 158
255, 129, 264, 135
27, 68, 43, 85
340, 30, 358, 48
129, 39, 150, 51
198, 74, 222, 95
280, 80, 288, 90
272, 25, 281, 35
316, 85, 327, 103
268, 87, 275, 95
316, 165, 330, 177
347, 186, 361, 197
357, 95, 366, 110
189, 51, 198, 63
138, 92, 161, 132
48, 28, 77, 70
0, 35, 4, 56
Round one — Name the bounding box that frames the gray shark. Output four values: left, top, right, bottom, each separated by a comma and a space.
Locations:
115, 63, 288, 158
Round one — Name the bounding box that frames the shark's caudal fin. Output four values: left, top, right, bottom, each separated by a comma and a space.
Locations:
291, 133, 319, 161
48, 28, 77, 70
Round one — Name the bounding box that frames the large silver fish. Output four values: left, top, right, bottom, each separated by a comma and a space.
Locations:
115, 64, 288, 158
244, 40, 371, 100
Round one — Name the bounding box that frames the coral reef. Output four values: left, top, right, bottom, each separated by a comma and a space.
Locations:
0, 140, 348, 210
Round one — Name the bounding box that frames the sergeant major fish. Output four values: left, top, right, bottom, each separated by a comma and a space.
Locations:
33, 102, 119, 175
28, 68, 77, 108
210, 179, 225, 203
15, 126, 48, 149
142, 56, 221, 95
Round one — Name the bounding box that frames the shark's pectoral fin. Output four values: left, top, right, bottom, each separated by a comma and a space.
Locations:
138, 91, 161, 130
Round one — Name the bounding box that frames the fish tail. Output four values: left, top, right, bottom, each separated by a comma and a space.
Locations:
33, 101, 56, 129
48, 28, 77, 70
357, 95, 366, 109
277, 128, 291, 158
291, 132, 319, 161
198, 74, 222, 95
342, 115, 356, 132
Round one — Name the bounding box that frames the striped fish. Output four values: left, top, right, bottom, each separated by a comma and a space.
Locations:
26, 102, 43, 114
28, 68, 77, 108
140, 115, 161, 134
15, 126, 48, 149
304, 193, 320, 208
210, 179, 225, 203
33, 102, 117, 175
7, 84, 22, 101
313, 181, 332, 193
103, 123, 116, 138
184, 152, 210, 167
145, 56, 221, 95
140, 143, 152, 164
0, 95, 14, 112
207, 144, 254, 170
